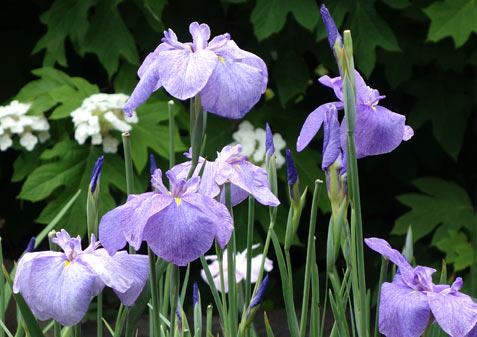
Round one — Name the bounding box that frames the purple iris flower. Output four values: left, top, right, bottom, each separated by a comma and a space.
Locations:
13, 230, 149, 326
99, 169, 233, 266
365, 237, 477, 337
89, 156, 104, 194
265, 123, 275, 159
123, 22, 268, 119
170, 145, 280, 207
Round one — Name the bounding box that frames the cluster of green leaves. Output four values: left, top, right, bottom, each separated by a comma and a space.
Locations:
2, 0, 476, 275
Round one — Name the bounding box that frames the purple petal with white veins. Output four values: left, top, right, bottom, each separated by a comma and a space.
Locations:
322, 104, 341, 170
297, 103, 329, 152
109, 252, 149, 306
365, 238, 415, 286
189, 22, 210, 51
341, 105, 406, 158
124, 60, 161, 117
379, 282, 430, 337
188, 193, 233, 248
428, 290, 477, 337
151, 169, 169, 195
157, 48, 218, 100
353, 71, 384, 106
143, 199, 217, 266
29, 255, 96, 326
218, 183, 250, 206
200, 55, 265, 119
319, 75, 344, 101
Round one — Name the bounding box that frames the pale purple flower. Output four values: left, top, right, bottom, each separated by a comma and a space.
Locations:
99, 169, 233, 266
365, 237, 477, 337
200, 244, 273, 293
297, 6, 413, 159
124, 22, 268, 119
170, 145, 279, 207
13, 230, 149, 326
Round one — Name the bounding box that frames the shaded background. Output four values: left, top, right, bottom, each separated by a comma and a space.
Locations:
1, 0, 476, 318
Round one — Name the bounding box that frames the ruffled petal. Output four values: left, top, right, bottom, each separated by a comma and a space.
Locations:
189, 22, 210, 51
200, 53, 265, 119
156, 48, 218, 100
341, 105, 406, 158
109, 252, 150, 306
142, 199, 217, 266
379, 282, 430, 337
28, 255, 96, 326
428, 291, 477, 337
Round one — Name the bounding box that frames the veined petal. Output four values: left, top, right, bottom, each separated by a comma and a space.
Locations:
341, 105, 406, 158
29, 255, 96, 326
200, 55, 265, 119
319, 75, 343, 101
297, 103, 329, 152
143, 200, 217, 266
157, 48, 218, 100
109, 252, 149, 306
379, 282, 430, 337
428, 291, 477, 337
189, 22, 210, 51
124, 59, 161, 117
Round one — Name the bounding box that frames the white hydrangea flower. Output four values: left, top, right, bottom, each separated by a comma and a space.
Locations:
70, 93, 138, 153
231, 120, 286, 169
200, 244, 273, 293
0, 100, 50, 151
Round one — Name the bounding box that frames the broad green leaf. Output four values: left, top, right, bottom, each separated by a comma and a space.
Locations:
424, 0, 477, 47
381, 0, 411, 9
83, 0, 139, 77
392, 177, 474, 243
48, 78, 99, 119
274, 52, 310, 106
251, 0, 289, 41
348, 0, 400, 76
33, 0, 96, 67
11, 148, 42, 182
130, 99, 187, 173
251, 0, 319, 41
114, 62, 139, 94
19, 139, 145, 235
434, 230, 474, 271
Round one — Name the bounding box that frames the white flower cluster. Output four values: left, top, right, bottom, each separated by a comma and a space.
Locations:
71, 93, 138, 153
0, 100, 50, 151
231, 121, 286, 169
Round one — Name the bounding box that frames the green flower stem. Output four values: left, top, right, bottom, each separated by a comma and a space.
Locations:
169, 264, 179, 337
121, 132, 134, 196
187, 95, 204, 180
310, 238, 320, 337
225, 183, 238, 337
214, 241, 229, 336
168, 100, 175, 168
299, 180, 323, 337
148, 248, 160, 337
374, 258, 388, 337
0, 237, 5, 337
245, 196, 255, 307
161, 266, 170, 316
206, 304, 213, 336
341, 30, 368, 337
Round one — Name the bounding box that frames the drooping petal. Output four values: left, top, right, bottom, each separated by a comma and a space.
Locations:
342, 105, 406, 158
109, 251, 150, 306
187, 193, 233, 248
322, 104, 341, 170
142, 199, 217, 266
217, 161, 279, 206
28, 255, 96, 326
297, 103, 328, 152
156, 48, 218, 100
378, 282, 430, 337
200, 54, 265, 119
319, 75, 344, 102
364, 238, 415, 286
427, 290, 477, 337
124, 59, 161, 117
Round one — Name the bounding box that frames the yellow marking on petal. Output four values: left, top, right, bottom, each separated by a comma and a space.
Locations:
411, 290, 419, 293
187, 45, 193, 52
234, 164, 241, 170
168, 191, 172, 196
218, 56, 225, 64
64, 260, 71, 268
175, 197, 181, 206
371, 106, 377, 111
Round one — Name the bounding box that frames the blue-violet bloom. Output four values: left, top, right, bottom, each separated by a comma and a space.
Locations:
124, 22, 268, 119
365, 237, 477, 337
13, 230, 149, 326
265, 123, 274, 160
89, 156, 104, 194
170, 145, 280, 207
99, 169, 233, 266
